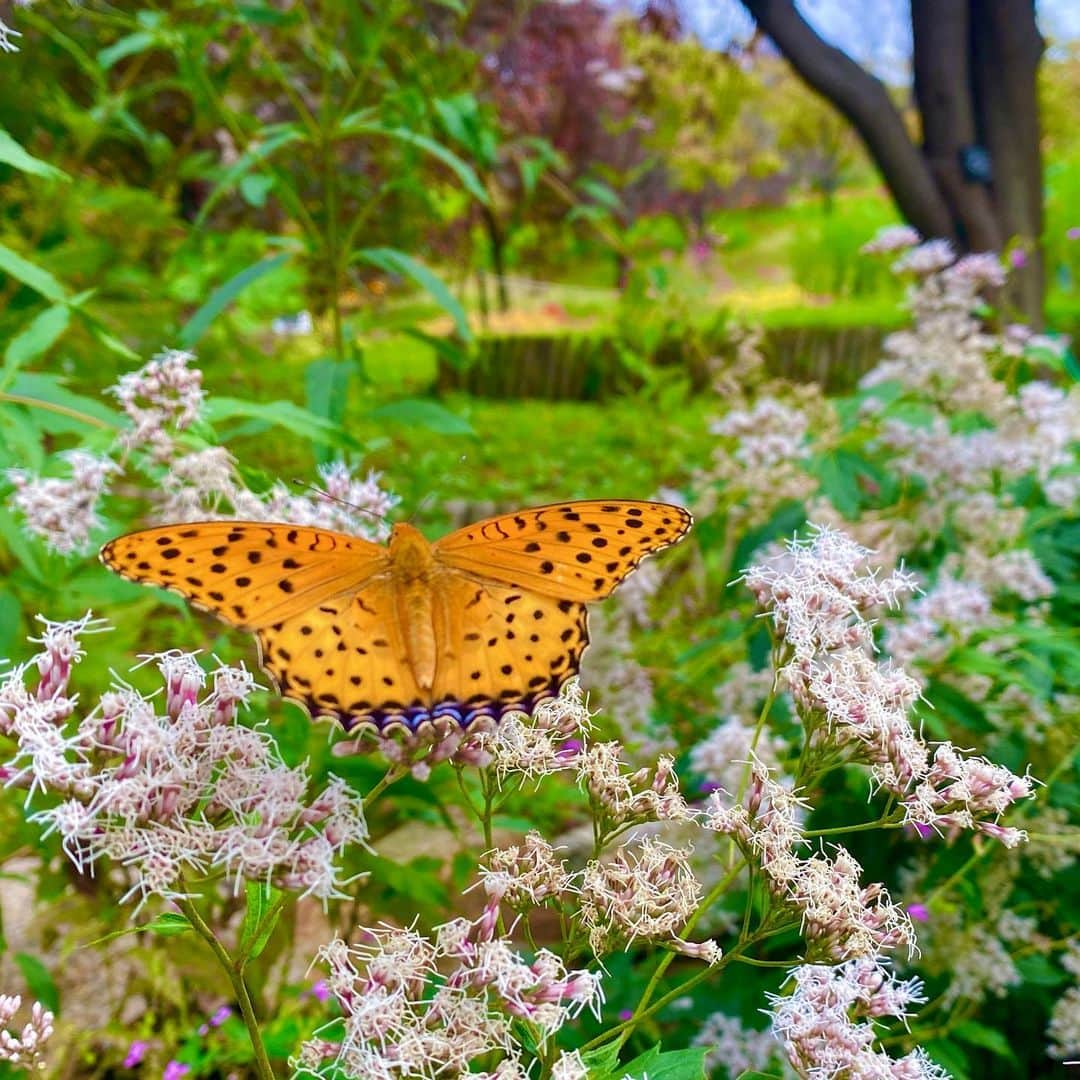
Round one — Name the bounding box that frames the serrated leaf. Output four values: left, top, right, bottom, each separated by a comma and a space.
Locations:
179, 253, 290, 347
368, 398, 473, 436
14, 953, 59, 1014
620, 1044, 707, 1080
0, 128, 69, 181
580, 1042, 622, 1076
356, 247, 470, 341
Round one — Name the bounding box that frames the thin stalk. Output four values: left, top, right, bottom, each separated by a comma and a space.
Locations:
610, 855, 747, 1052
803, 815, 904, 838
0, 394, 114, 429
177, 896, 276, 1080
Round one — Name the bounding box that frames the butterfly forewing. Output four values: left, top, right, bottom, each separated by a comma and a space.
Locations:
100, 521, 389, 630
433, 499, 692, 601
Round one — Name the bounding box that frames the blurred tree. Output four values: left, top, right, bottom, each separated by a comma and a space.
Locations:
737, 0, 1047, 322
620, 20, 770, 228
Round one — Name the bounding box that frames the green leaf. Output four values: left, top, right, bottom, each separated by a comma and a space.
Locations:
580, 1043, 621, 1077
178, 254, 290, 347
355, 247, 470, 341
97, 30, 157, 70
338, 118, 489, 205
239, 172, 275, 207
923, 1039, 970, 1080
4, 371, 120, 429
4, 304, 71, 375
952, 1019, 1018, 1063
0, 243, 68, 303
0, 128, 69, 181
0, 589, 22, 659
620, 1044, 707, 1080
1015, 953, 1069, 986
204, 396, 361, 451
402, 327, 471, 373
305, 357, 355, 463
578, 177, 622, 213
14, 953, 59, 1014
368, 398, 474, 436
144, 912, 193, 937
239, 881, 283, 961
194, 125, 303, 226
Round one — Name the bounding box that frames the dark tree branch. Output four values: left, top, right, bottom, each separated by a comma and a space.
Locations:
738, 0, 955, 239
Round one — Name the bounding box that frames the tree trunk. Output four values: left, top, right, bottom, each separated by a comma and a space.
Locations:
911, 0, 1002, 251
738, 0, 1047, 324
971, 0, 1045, 323
739, 0, 955, 239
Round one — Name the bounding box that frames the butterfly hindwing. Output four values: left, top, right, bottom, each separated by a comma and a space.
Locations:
256, 580, 424, 730
430, 573, 589, 722
100, 521, 388, 630
433, 499, 692, 601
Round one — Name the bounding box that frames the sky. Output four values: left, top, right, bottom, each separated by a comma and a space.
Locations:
627, 1, 1080, 80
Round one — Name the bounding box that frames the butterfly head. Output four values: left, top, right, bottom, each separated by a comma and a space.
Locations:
388, 521, 435, 580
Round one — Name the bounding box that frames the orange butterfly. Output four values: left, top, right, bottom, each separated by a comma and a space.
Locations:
99, 500, 691, 733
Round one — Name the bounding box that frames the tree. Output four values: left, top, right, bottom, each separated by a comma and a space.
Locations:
736, 0, 1046, 322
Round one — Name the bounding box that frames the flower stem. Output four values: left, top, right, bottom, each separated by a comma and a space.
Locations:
177, 897, 276, 1080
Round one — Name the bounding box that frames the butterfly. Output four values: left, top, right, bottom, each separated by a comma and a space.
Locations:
99, 500, 692, 734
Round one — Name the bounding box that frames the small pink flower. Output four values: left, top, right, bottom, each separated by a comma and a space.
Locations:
907, 903, 930, 922
1066, 227, 1080, 241
209, 1005, 232, 1028
309, 980, 330, 1004
163, 1063, 189, 1080
618, 1008, 634, 1021
911, 822, 934, 839
123, 1040, 149, 1068
1009, 248, 1027, 269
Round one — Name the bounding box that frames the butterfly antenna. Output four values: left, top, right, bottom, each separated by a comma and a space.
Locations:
408, 491, 441, 525
289, 479, 391, 526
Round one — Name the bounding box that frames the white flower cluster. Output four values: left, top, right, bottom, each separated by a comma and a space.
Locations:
160, 448, 397, 543
0, 615, 369, 907
111, 347, 205, 459
691, 1012, 778, 1078
1047, 942, 1080, 1060
0, 995, 53, 1070
767, 959, 947, 1079
703, 757, 914, 962
481, 677, 593, 782
7, 450, 118, 555
743, 526, 1035, 831
577, 742, 693, 829
578, 837, 712, 958
295, 905, 603, 1079
480, 827, 717, 961
6, 348, 398, 557
704, 395, 820, 529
